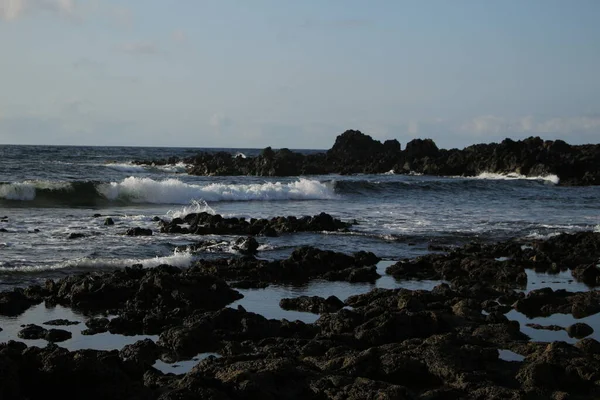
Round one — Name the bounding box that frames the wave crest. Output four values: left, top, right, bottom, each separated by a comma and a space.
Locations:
473, 172, 560, 184
1, 177, 335, 206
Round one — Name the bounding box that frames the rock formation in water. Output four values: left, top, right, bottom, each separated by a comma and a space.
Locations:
135, 130, 600, 185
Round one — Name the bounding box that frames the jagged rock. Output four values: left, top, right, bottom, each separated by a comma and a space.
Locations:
134, 132, 600, 185
232, 236, 259, 256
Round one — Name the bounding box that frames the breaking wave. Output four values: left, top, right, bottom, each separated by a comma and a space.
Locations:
0, 177, 336, 206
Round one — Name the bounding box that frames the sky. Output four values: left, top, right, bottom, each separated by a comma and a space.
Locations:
0, 0, 599, 149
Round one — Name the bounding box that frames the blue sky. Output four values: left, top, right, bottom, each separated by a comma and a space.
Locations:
0, 0, 599, 149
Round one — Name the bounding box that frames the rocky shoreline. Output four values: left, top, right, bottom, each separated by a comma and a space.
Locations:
134, 130, 600, 186
1, 224, 600, 399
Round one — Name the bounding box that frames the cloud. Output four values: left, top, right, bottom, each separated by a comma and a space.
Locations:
172, 29, 186, 43
120, 41, 159, 55
460, 115, 600, 136
0, 0, 75, 20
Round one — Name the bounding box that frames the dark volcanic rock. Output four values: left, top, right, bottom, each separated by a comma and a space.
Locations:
125, 227, 153, 236
0, 289, 41, 316
42, 264, 243, 335
231, 236, 259, 256
67, 232, 87, 239
2, 231, 600, 398
43, 319, 80, 326
526, 323, 564, 331
82, 317, 110, 335
0, 343, 154, 400
45, 328, 72, 342
566, 323, 594, 339
513, 288, 600, 318
161, 212, 352, 236
18, 324, 47, 339
280, 295, 345, 314
104, 217, 114, 226
134, 130, 600, 185
192, 246, 381, 286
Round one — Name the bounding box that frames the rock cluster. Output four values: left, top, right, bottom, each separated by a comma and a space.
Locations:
135, 130, 600, 185
1, 231, 600, 398
160, 211, 352, 236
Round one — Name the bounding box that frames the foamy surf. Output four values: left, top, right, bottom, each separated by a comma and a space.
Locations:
167, 199, 216, 219
0, 250, 195, 273
472, 172, 560, 184
0, 181, 72, 201
103, 162, 187, 173
98, 177, 336, 204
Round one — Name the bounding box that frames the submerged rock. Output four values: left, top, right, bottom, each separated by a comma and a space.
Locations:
43, 319, 80, 326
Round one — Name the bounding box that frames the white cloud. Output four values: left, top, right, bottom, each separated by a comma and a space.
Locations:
172, 29, 186, 43
460, 115, 600, 136
120, 41, 159, 55
0, 0, 75, 20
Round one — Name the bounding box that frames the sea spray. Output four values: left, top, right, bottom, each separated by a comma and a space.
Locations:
98, 177, 336, 204
472, 172, 560, 185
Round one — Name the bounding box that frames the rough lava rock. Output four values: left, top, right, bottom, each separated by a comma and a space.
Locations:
134, 130, 600, 185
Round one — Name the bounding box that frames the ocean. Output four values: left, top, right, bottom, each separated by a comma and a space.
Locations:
1, 144, 599, 294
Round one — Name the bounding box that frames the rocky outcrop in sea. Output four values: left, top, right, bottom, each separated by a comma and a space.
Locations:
134, 130, 600, 185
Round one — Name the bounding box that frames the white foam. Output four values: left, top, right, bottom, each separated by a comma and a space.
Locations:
97, 177, 336, 204
0, 250, 195, 273
167, 199, 216, 219
473, 172, 560, 185
155, 162, 187, 173
525, 231, 562, 240
233, 152, 247, 159
0, 181, 71, 201
103, 163, 147, 172
383, 169, 395, 175
594, 225, 600, 233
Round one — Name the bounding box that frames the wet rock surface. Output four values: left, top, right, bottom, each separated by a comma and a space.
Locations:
279, 295, 345, 314
43, 319, 80, 326
193, 246, 381, 287
160, 211, 352, 236
1, 231, 600, 398
135, 130, 600, 185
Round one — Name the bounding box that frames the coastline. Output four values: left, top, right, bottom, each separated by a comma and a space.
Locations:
134, 130, 600, 186
1, 212, 599, 399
